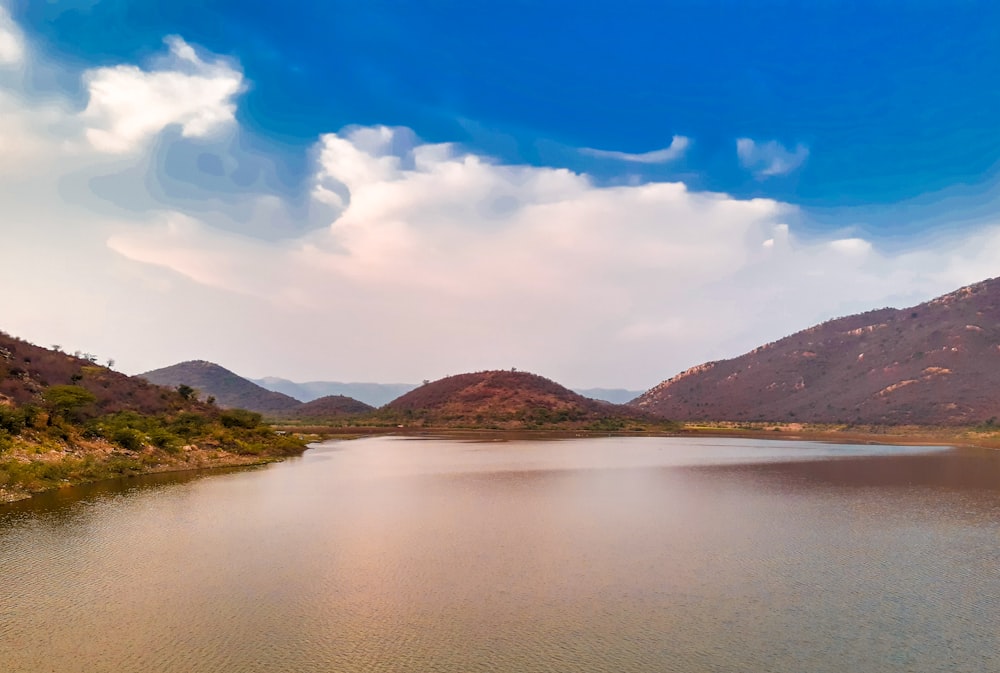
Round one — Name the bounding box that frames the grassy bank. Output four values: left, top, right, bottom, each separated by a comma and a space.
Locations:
1, 405, 308, 503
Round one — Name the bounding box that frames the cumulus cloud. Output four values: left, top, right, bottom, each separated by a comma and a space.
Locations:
105, 124, 1000, 386
737, 137, 809, 178
580, 135, 690, 164
3, 12, 1000, 389
82, 36, 243, 153
0, 5, 24, 66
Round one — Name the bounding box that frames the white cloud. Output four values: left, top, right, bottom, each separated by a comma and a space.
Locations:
3, 13, 1000, 390
737, 137, 809, 178
580, 135, 690, 164
104, 125, 1000, 386
0, 5, 24, 66
82, 36, 243, 153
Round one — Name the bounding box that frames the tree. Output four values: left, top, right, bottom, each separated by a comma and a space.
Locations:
177, 384, 196, 401
43, 385, 97, 424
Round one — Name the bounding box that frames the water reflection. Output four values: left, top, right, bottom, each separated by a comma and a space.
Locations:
1, 436, 998, 673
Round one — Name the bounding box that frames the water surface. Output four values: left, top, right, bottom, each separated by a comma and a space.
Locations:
2, 436, 999, 672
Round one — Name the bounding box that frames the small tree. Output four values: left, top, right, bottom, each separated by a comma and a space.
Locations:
177, 384, 196, 401
43, 385, 97, 424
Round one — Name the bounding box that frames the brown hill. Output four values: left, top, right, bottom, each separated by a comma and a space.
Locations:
282, 395, 374, 420
139, 361, 301, 415
632, 277, 1000, 425
384, 370, 656, 429
1, 331, 175, 415
1, 332, 307, 503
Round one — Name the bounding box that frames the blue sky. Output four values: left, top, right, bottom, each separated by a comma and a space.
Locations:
22, 1, 1000, 209
3, 1, 1000, 389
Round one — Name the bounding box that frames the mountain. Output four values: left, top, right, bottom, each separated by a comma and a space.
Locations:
384, 370, 660, 429
573, 388, 645, 404
252, 377, 417, 407
283, 395, 375, 419
632, 277, 1000, 425
1, 331, 175, 415
139, 361, 301, 415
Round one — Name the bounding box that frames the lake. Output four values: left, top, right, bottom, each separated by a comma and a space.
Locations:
2, 436, 999, 672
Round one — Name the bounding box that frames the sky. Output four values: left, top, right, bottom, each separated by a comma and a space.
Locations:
2, 1, 1000, 390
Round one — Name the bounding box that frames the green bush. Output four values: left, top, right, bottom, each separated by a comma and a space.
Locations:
148, 427, 181, 452
219, 409, 263, 429
169, 412, 210, 439
0, 407, 26, 434
110, 427, 145, 451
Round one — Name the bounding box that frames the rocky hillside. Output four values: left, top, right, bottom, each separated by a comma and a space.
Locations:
632, 277, 1000, 425
1, 332, 174, 415
384, 370, 661, 429
139, 361, 302, 415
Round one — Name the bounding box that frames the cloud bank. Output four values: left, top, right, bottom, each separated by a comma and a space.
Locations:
3, 16, 1000, 389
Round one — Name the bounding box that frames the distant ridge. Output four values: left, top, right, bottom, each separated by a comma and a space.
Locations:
252, 377, 417, 407
632, 277, 1000, 425
573, 387, 645, 404
139, 361, 302, 415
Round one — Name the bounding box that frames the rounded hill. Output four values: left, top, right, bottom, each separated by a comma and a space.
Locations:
285, 395, 374, 420
384, 370, 653, 429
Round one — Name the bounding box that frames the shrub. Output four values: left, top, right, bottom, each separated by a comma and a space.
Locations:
110, 427, 145, 451
0, 406, 26, 434
220, 409, 263, 429
169, 412, 210, 439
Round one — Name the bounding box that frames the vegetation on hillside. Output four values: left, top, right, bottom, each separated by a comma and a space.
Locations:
0, 333, 306, 502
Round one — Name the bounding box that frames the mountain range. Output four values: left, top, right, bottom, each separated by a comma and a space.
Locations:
132, 276, 1000, 426
251, 377, 643, 406
251, 377, 417, 407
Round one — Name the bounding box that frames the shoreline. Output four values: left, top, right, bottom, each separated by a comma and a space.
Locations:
5, 423, 997, 506
0, 440, 309, 505
309, 422, 1000, 450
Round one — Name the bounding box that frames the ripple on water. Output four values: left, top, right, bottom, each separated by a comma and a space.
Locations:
1, 437, 999, 673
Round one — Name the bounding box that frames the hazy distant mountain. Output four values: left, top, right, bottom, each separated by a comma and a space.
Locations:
573, 388, 644, 404
140, 361, 301, 415
252, 377, 417, 407
633, 277, 1000, 425
385, 370, 659, 429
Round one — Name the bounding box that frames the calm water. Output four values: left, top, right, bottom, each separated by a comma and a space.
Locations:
2, 436, 999, 673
